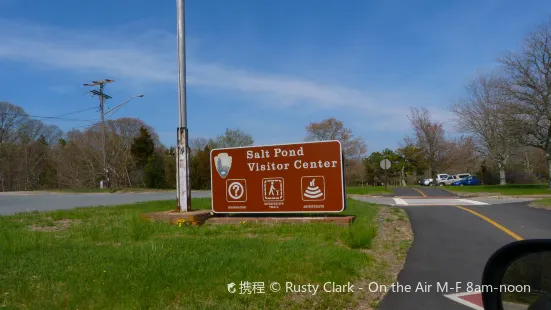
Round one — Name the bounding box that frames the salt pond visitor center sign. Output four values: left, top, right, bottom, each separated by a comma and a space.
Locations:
210, 140, 345, 213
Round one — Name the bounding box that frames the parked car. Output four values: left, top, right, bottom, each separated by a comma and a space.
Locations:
440, 175, 460, 186
422, 174, 449, 186
456, 173, 471, 179
450, 175, 481, 186
437, 173, 473, 186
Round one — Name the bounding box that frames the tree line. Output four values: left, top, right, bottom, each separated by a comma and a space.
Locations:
362, 17, 551, 187
442, 18, 551, 186
3, 18, 551, 190
0, 101, 176, 191
0, 101, 262, 191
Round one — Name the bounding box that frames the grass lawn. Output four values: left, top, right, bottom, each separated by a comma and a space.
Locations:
0, 198, 411, 309
346, 186, 393, 195
445, 184, 551, 195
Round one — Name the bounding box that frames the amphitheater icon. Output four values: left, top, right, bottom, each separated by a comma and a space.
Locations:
302, 177, 325, 200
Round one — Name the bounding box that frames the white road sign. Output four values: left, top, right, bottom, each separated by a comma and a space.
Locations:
380, 159, 391, 170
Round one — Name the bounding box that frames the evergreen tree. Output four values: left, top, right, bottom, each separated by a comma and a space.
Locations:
144, 151, 165, 188
57, 138, 67, 147
35, 135, 57, 188
190, 145, 211, 189
163, 152, 176, 189
131, 127, 155, 169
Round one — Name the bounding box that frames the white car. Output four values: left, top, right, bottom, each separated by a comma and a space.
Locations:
422, 174, 449, 186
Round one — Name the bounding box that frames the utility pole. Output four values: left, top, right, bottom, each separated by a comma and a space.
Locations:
84, 79, 114, 189
176, 0, 191, 212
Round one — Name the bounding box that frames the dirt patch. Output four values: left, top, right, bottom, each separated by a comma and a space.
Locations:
29, 219, 82, 232
351, 206, 413, 309
529, 201, 551, 211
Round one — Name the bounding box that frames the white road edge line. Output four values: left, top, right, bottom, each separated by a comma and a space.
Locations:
443, 292, 484, 310
393, 198, 408, 205
458, 199, 489, 205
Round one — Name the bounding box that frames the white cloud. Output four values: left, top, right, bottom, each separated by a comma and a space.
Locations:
0, 18, 459, 147
0, 19, 427, 117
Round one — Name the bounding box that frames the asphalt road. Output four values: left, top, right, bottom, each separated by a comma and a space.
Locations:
392, 186, 459, 197
0, 191, 211, 215
378, 202, 551, 310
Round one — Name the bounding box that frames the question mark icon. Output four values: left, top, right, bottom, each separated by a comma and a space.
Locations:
228, 181, 245, 200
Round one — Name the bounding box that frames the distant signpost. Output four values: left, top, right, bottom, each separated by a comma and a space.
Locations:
380, 159, 391, 190
210, 140, 345, 213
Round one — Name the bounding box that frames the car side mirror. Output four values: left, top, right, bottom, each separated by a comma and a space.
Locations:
482, 240, 551, 310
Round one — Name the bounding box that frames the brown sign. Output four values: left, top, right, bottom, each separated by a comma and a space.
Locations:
210, 140, 345, 213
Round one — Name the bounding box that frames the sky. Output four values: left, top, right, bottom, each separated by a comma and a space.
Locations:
0, 0, 550, 152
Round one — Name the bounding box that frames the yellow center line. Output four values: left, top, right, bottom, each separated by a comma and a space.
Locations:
412, 188, 428, 198
456, 206, 524, 241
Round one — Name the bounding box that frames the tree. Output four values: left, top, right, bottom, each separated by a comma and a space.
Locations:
452, 73, 515, 184
396, 144, 427, 185
190, 145, 211, 190
407, 107, 448, 180
190, 137, 210, 155
305, 118, 367, 160
0, 101, 29, 144
305, 118, 367, 185
363, 149, 402, 186
211, 128, 253, 148
144, 151, 165, 188
498, 18, 551, 188
131, 127, 155, 169
34, 135, 57, 188
162, 147, 177, 189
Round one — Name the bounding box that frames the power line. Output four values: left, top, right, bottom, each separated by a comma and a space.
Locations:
1, 106, 99, 122
1, 113, 95, 122
52, 106, 97, 118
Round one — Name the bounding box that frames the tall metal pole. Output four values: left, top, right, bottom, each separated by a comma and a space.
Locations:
176, 0, 191, 211
99, 83, 109, 189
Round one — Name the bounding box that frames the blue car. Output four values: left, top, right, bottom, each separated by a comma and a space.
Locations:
451, 176, 481, 186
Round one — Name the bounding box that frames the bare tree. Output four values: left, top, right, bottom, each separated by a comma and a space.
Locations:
0, 101, 29, 144
305, 118, 367, 186
445, 135, 480, 174
452, 73, 515, 184
407, 107, 448, 180
305, 118, 367, 160
190, 137, 210, 155
498, 19, 551, 188
211, 128, 253, 148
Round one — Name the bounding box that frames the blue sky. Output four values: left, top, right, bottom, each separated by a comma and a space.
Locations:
0, 0, 550, 152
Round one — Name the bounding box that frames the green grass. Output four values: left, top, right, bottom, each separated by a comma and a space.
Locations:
446, 184, 551, 195
346, 186, 393, 195
0, 198, 385, 309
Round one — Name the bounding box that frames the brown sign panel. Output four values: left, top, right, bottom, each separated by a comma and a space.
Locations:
210, 140, 345, 213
